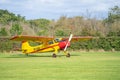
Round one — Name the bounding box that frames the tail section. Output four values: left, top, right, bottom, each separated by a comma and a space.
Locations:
21, 41, 32, 53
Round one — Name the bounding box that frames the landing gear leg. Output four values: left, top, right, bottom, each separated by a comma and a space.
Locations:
64, 51, 70, 57
66, 53, 70, 57
52, 48, 58, 58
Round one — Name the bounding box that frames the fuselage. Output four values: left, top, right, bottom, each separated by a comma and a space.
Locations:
22, 39, 70, 54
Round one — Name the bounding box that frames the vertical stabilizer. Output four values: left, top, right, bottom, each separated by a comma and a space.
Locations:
21, 41, 32, 53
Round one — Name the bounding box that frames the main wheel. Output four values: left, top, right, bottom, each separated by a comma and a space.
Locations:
52, 53, 57, 58
66, 53, 70, 57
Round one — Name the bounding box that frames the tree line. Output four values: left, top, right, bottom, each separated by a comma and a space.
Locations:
0, 6, 120, 52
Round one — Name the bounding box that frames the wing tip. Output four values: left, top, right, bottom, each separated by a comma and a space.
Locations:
10, 36, 19, 40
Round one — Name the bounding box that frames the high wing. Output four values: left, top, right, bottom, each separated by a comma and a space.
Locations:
62, 36, 93, 42
10, 35, 54, 43
10, 35, 92, 43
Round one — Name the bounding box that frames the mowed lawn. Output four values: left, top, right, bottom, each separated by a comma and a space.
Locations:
0, 51, 120, 80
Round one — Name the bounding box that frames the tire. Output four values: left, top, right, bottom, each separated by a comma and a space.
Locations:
52, 53, 57, 58
66, 53, 70, 57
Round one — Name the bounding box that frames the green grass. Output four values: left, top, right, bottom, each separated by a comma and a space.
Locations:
0, 51, 120, 80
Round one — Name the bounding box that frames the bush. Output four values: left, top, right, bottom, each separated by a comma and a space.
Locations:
0, 37, 120, 53
70, 37, 120, 51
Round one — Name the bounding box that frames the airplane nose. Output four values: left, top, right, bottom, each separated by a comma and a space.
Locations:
59, 41, 70, 50
59, 41, 65, 50
67, 41, 70, 47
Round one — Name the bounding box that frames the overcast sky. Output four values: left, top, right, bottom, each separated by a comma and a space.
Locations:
0, 0, 120, 20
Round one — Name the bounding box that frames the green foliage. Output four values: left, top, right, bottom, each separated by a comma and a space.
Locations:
110, 37, 120, 51
0, 52, 120, 80
10, 23, 23, 36
55, 30, 67, 36
70, 37, 120, 51
103, 6, 120, 37
38, 19, 50, 28
98, 38, 112, 51
0, 28, 8, 36
0, 37, 120, 52
0, 6, 120, 52
81, 28, 90, 36
29, 18, 50, 35
104, 6, 120, 23
0, 38, 13, 52
29, 19, 50, 29
0, 9, 25, 24
37, 30, 46, 36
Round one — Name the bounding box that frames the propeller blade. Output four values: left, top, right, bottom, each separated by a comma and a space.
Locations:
64, 34, 73, 51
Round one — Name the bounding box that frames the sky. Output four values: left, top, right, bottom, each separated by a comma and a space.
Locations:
0, 0, 120, 20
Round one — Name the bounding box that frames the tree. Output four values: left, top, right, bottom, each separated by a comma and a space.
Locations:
0, 28, 8, 36
29, 18, 50, 36
104, 6, 120, 23
0, 9, 25, 24
10, 23, 23, 36
55, 30, 67, 36
104, 6, 120, 36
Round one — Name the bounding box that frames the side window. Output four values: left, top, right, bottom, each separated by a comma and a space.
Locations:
49, 41, 53, 44
48, 38, 61, 44
54, 38, 60, 43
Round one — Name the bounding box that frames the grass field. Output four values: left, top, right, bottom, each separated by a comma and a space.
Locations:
0, 51, 120, 80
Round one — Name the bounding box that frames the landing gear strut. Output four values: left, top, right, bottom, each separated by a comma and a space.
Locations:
64, 51, 70, 57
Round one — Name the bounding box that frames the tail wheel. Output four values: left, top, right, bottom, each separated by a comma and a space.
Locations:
52, 53, 57, 58
66, 53, 70, 57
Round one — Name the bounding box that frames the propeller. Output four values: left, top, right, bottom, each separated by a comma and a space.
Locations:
64, 34, 73, 51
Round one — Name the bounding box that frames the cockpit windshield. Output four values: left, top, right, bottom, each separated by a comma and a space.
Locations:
48, 38, 61, 44
48, 41, 54, 44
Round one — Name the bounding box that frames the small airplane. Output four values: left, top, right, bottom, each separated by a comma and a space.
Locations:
10, 34, 92, 57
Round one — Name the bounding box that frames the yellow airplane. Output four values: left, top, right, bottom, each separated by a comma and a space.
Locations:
10, 34, 92, 57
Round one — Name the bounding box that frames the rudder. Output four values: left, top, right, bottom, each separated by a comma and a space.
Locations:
21, 41, 32, 53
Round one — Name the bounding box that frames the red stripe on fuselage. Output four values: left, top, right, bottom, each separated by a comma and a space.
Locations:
30, 40, 70, 53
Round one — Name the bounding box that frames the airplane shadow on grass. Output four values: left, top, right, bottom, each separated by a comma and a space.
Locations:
5, 53, 80, 58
